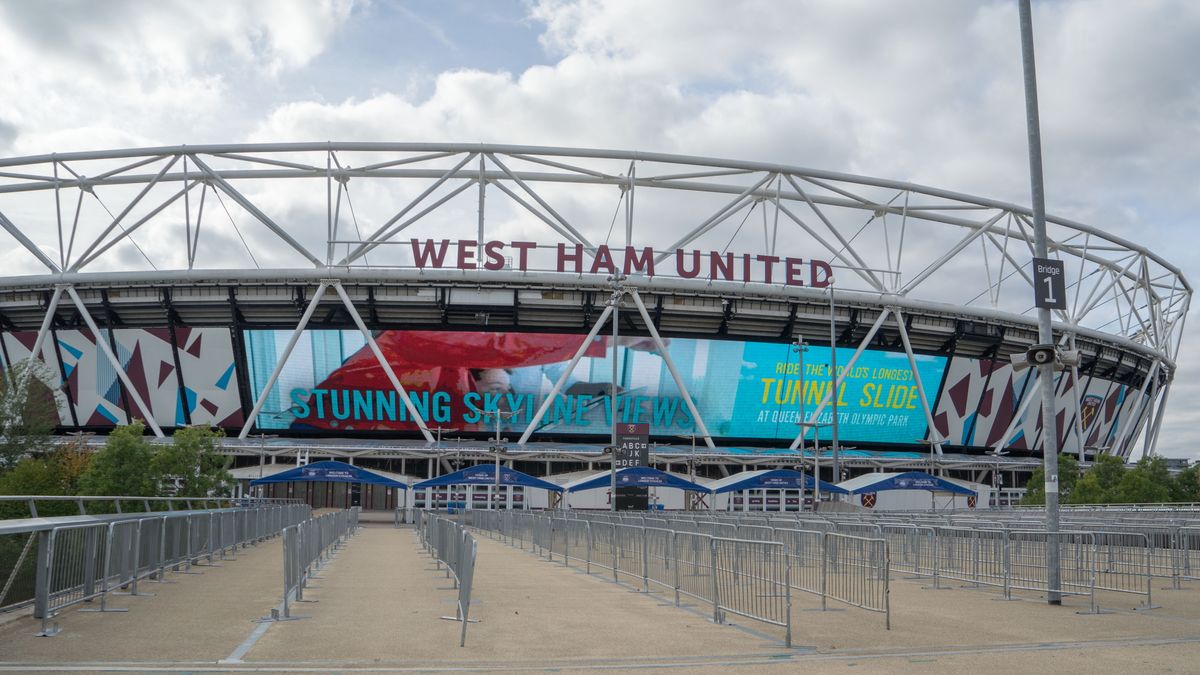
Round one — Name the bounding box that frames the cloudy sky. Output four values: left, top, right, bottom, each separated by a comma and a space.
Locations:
0, 0, 1195, 457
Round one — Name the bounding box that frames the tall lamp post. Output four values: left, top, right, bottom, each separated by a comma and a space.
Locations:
916, 438, 940, 475
792, 337, 808, 510
797, 421, 830, 508
486, 410, 519, 511
916, 438, 941, 510
1018, 0, 1062, 606
426, 426, 458, 479
607, 278, 625, 512
255, 433, 278, 500
792, 336, 808, 449
423, 426, 457, 511
675, 433, 699, 510
826, 278, 841, 496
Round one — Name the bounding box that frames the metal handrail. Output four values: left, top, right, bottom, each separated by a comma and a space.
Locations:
8, 504, 313, 634
0, 495, 304, 519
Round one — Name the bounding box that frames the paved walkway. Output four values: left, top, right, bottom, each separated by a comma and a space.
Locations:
2, 523, 1200, 673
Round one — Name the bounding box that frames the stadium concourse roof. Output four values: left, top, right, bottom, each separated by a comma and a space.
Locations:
413, 466, 563, 492
706, 469, 849, 495
52, 434, 1045, 471
216, 438, 1043, 471
836, 472, 977, 496
248, 460, 408, 488
228, 462, 418, 486
563, 467, 711, 493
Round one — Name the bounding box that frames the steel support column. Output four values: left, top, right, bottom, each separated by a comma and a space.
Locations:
891, 309, 944, 456
1108, 360, 1160, 456
516, 303, 616, 446
628, 289, 715, 449
331, 282, 435, 443
788, 308, 891, 450
64, 286, 165, 438
30, 286, 64, 364
1144, 381, 1172, 458
238, 283, 330, 439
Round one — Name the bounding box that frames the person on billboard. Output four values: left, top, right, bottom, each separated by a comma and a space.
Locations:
289, 330, 662, 432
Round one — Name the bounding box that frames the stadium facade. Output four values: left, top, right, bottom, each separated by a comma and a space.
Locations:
0, 143, 1188, 495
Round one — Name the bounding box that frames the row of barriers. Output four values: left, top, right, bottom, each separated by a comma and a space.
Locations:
693, 510, 1194, 603
553, 511, 888, 629
417, 512, 478, 647
25, 504, 311, 636
463, 510, 839, 644
542, 508, 1199, 611
402, 503, 1200, 638
269, 508, 360, 622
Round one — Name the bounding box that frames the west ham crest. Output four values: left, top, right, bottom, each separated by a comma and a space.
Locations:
1080, 394, 1102, 432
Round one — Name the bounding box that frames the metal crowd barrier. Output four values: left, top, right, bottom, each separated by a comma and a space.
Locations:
475, 506, 1200, 626
418, 512, 478, 647
559, 513, 890, 630
463, 510, 794, 646
612, 509, 1195, 611
820, 532, 890, 627
711, 537, 791, 644
272, 507, 359, 623
22, 503, 311, 636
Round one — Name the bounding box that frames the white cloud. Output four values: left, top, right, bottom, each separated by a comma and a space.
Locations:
0, 0, 359, 154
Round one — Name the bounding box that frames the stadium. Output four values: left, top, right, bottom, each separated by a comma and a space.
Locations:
0, 143, 1189, 509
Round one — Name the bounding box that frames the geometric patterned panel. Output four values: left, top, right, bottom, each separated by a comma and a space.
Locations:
0, 330, 75, 425
55, 328, 132, 426
932, 354, 1150, 456
932, 356, 1037, 451
175, 327, 243, 428
0, 326, 244, 430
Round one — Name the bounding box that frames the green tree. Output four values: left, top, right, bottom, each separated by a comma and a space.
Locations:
79, 422, 158, 497
0, 360, 65, 472
154, 426, 232, 498
1113, 456, 1172, 504
0, 447, 91, 518
1067, 454, 1127, 504
1170, 465, 1200, 503
1020, 453, 1079, 505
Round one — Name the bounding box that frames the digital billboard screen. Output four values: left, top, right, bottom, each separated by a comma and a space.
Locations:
243, 329, 947, 445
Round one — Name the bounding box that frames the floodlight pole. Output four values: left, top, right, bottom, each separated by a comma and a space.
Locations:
792, 337, 808, 508
827, 278, 841, 492
675, 433, 698, 510
609, 279, 623, 512
427, 426, 457, 486
1019, 0, 1061, 604
493, 413, 502, 511
257, 433, 273, 480
798, 422, 830, 508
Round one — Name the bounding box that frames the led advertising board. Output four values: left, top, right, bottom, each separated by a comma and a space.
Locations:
243, 329, 947, 445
